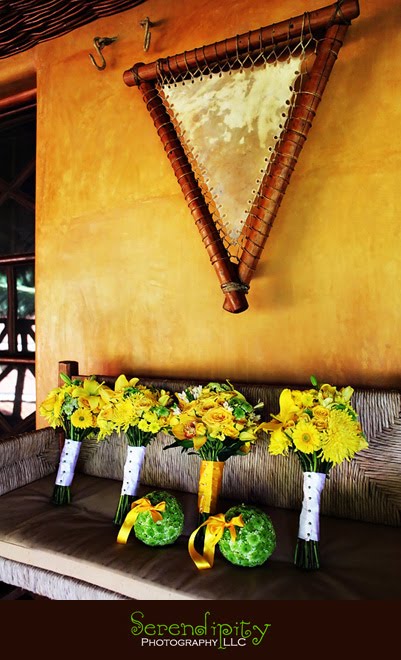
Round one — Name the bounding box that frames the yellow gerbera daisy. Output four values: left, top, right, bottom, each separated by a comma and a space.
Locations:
292, 420, 322, 454
321, 409, 367, 465
71, 407, 95, 429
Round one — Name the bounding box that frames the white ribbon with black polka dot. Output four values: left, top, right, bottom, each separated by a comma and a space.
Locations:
298, 471, 327, 542
121, 445, 146, 496
55, 439, 82, 487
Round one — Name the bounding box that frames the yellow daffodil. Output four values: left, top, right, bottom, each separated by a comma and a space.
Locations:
268, 429, 292, 455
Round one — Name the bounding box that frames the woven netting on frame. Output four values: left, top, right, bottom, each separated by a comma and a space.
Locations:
156, 17, 318, 264
0, 0, 146, 60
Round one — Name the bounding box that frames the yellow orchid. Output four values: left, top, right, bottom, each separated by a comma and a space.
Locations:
193, 433, 208, 451
259, 389, 301, 434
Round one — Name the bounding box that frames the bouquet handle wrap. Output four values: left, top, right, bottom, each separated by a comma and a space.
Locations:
55, 439, 82, 487
195, 460, 225, 555
121, 445, 146, 496
295, 471, 327, 570
52, 439, 82, 505
298, 472, 326, 541
198, 460, 225, 517
113, 445, 146, 525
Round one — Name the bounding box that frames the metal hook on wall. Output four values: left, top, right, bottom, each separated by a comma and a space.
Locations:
89, 36, 118, 71
140, 17, 153, 52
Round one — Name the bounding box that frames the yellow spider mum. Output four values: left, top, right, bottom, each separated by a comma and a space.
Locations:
321, 408, 367, 465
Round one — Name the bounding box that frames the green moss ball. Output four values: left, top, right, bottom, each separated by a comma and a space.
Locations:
218, 504, 276, 567
133, 490, 184, 547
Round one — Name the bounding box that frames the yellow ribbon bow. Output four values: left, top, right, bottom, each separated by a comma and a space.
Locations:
117, 497, 166, 544
188, 513, 245, 570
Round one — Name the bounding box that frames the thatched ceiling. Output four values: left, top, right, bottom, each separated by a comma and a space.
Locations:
0, 0, 146, 59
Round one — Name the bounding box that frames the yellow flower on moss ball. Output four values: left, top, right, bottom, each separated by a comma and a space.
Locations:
71, 407, 95, 429
292, 421, 322, 454
321, 409, 367, 465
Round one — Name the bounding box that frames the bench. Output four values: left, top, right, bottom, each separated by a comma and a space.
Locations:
0, 362, 400, 600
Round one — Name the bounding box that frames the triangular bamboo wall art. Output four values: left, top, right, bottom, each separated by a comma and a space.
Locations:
123, 0, 360, 314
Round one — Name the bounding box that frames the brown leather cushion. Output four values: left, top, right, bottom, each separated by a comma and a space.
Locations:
0, 473, 400, 600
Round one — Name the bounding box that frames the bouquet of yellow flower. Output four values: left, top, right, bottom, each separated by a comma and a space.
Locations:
97, 375, 172, 525
164, 381, 263, 550
259, 377, 368, 570
39, 373, 112, 505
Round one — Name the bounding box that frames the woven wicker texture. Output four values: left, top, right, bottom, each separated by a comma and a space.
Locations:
0, 0, 145, 60
77, 378, 401, 527
0, 557, 129, 600
0, 427, 59, 495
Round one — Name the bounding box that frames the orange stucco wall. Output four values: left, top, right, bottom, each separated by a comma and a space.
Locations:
1, 0, 400, 424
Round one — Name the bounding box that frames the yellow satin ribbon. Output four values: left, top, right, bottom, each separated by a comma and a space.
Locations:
198, 460, 225, 514
188, 513, 245, 570
117, 497, 166, 544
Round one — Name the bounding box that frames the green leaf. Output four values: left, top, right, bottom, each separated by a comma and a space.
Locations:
124, 386, 140, 397
152, 405, 170, 417
163, 440, 192, 451
185, 388, 196, 401
310, 375, 319, 387
206, 382, 225, 392
59, 372, 72, 385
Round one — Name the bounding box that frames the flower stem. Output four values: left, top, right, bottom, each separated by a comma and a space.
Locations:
52, 484, 71, 506
194, 511, 209, 555
113, 494, 135, 526
294, 538, 320, 570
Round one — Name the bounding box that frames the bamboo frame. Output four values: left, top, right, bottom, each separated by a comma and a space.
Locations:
123, 0, 360, 313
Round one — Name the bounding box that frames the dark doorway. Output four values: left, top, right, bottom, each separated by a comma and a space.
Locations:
0, 93, 36, 438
